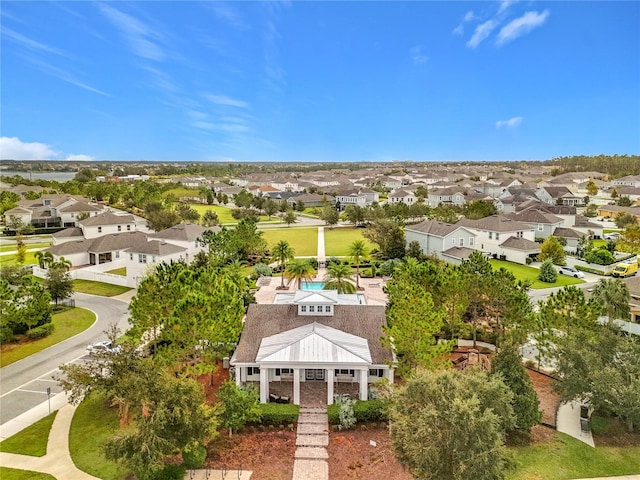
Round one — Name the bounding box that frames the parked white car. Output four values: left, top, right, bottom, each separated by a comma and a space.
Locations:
86, 340, 121, 355
603, 232, 621, 240
557, 266, 585, 278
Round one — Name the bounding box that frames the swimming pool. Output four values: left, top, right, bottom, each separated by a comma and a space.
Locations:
301, 281, 326, 291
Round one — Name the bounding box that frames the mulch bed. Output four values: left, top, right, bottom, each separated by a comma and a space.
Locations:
526, 368, 561, 427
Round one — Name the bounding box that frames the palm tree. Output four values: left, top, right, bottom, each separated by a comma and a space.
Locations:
53, 256, 72, 271
43, 251, 54, 269
590, 278, 630, 322
272, 240, 295, 288
285, 259, 316, 290
348, 240, 368, 289
34, 251, 45, 269
323, 263, 356, 294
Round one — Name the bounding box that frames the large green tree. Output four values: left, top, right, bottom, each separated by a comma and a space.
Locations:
384, 273, 451, 376
44, 266, 74, 306
362, 218, 405, 260
538, 236, 566, 265
217, 380, 261, 437
390, 368, 515, 480
285, 259, 316, 289
491, 346, 541, 432
590, 278, 630, 322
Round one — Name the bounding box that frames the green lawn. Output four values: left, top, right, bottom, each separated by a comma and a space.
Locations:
508, 432, 640, 479
0, 251, 40, 266
490, 260, 585, 289
105, 267, 126, 276
0, 412, 57, 456
0, 242, 51, 253
323, 228, 375, 257
69, 393, 129, 480
262, 227, 318, 256
0, 468, 56, 480
186, 204, 279, 225
73, 280, 132, 297
0, 307, 95, 367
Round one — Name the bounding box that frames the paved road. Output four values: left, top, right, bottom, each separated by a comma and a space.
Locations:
0, 293, 130, 426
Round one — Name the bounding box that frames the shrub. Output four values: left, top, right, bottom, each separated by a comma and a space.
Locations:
335, 394, 356, 430
255, 403, 299, 425
360, 268, 373, 278
328, 399, 388, 424
590, 415, 611, 435
538, 259, 557, 283
525, 257, 533, 265
153, 464, 186, 480
575, 265, 605, 275
26, 323, 54, 340
0, 325, 15, 345
253, 263, 273, 277
182, 444, 207, 469
584, 248, 616, 265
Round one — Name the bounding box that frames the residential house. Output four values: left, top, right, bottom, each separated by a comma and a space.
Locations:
230, 290, 393, 405
612, 175, 640, 189
536, 186, 585, 206
387, 189, 417, 205
405, 220, 477, 261
285, 193, 335, 208
426, 187, 467, 208
334, 188, 379, 210
597, 205, 640, 221
79, 212, 138, 239
505, 208, 565, 239
4, 194, 103, 230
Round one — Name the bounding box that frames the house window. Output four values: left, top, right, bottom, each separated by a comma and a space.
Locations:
496, 233, 500, 240
317, 305, 323, 312
127, 225, 131, 231
129, 253, 133, 261
538, 224, 543, 231
138, 254, 147, 263
115, 251, 120, 259
369, 369, 384, 377
248, 367, 260, 375
334, 369, 355, 376
309, 306, 315, 313
117, 225, 122, 232
489, 232, 493, 239
325, 305, 331, 313
301, 305, 307, 312
98, 226, 102, 233
517, 231, 523, 238
70, 213, 74, 218
152, 256, 156, 263
459, 238, 464, 247
275, 368, 292, 376
469, 237, 474, 246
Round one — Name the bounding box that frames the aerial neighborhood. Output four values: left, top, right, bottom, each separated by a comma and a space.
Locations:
1, 155, 640, 480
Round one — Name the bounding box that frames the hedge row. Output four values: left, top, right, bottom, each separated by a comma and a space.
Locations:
575, 265, 605, 275
255, 403, 299, 425
327, 399, 389, 425
26, 323, 55, 340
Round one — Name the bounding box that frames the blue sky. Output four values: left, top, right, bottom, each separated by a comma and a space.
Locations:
1, 1, 639, 162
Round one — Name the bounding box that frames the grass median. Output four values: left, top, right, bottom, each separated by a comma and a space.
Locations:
0, 307, 95, 367
0, 412, 57, 456
490, 260, 585, 289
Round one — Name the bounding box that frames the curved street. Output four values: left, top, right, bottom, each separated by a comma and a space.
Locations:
0, 292, 131, 437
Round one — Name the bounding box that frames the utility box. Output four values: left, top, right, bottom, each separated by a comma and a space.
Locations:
223, 357, 230, 369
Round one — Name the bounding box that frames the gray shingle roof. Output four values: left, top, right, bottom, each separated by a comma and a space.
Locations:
128, 240, 186, 256
459, 215, 533, 233
441, 246, 476, 260
89, 232, 148, 253
405, 219, 460, 236
499, 236, 540, 251
233, 304, 391, 365
53, 227, 83, 238
79, 212, 135, 227
553, 227, 582, 239
150, 222, 214, 242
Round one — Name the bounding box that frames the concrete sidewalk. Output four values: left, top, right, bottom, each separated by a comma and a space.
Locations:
557, 400, 594, 447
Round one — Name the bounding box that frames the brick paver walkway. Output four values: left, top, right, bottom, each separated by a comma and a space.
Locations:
292, 406, 329, 480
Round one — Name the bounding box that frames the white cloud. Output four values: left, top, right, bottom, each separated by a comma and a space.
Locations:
467, 19, 499, 49
496, 116, 523, 128
496, 10, 550, 45
498, 0, 517, 14
209, 3, 248, 30
205, 94, 249, 108
464, 11, 476, 22
410, 45, 429, 65
98, 4, 165, 61
2, 28, 68, 57
65, 154, 94, 161
452, 24, 464, 36
0, 137, 58, 160
24, 57, 109, 96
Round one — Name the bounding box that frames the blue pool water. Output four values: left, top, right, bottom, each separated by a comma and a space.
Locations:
301, 281, 325, 291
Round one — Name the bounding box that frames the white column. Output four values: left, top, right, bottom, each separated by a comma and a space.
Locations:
260, 368, 269, 404
327, 368, 334, 405
235, 366, 242, 387
293, 368, 301, 405
359, 369, 368, 401
385, 368, 394, 384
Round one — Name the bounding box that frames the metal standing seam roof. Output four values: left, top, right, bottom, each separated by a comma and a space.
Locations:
256, 322, 372, 364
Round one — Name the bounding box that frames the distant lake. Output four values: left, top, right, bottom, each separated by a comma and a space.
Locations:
0, 170, 77, 182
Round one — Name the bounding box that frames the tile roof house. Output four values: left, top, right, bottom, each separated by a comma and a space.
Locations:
4, 194, 104, 230
231, 290, 393, 405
